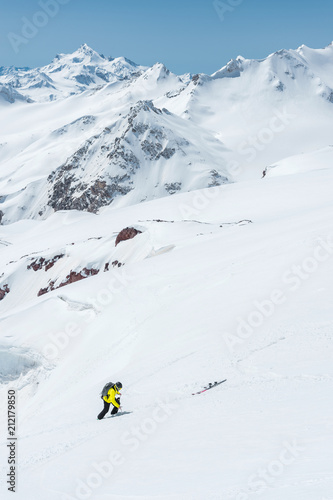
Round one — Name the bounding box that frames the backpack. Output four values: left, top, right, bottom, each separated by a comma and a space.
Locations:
101, 382, 114, 397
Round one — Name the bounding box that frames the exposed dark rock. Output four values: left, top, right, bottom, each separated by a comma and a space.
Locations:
275, 81, 285, 92
141, 126, 176, 161
131, 123, 149, 135
164, 182, 182, 194
58, 268, 99, 287
0, 284, 10, 301
115, 227, 142, 246
165, 88, 185, 99
141, 139, 163, 159
0, 210, 3, 224
326, 91, 333, 103
48, 174, 132, 213
159, 147, 175, 159
104, 263, 109, 272
208, 170, 228, 187
128, 101, 162, 122
284, 71, 295, 80
107, 142, 140, 172
47, 116, 139, 214
37, 267, 99, 297
28, 258, 45, 271
27, 254, 64, 272
38, 281, 56, 297
112, 260, 124, 267
142, 219, 175, 223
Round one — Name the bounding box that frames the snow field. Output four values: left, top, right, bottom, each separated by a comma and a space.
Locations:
1, 162, 333, 498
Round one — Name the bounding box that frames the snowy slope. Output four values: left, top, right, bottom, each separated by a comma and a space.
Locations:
156, 44, 333, 179
1, 42, 333, 499
0, 158, 333, 499
265, 145, 333, 177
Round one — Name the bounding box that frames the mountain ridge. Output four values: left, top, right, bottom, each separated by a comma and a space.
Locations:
0, 41, 333, 224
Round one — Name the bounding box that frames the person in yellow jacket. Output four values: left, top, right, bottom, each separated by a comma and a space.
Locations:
97, 382, 122, 420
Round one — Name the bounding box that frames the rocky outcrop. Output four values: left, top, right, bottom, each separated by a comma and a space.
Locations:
208, 169, 228, 187
111, 260, 124, 267
164, 182, 182, 194
37, 267, 99, 297
38, 282, 56, 297
59, 268, 99, 287
115, 227, 142, 246
27, 254, 64, 271
0, 284, 10, 301
104, 261, 124, 270
48, 173, 132, 213
45, 100, 217, 217
46, 125, 135, 214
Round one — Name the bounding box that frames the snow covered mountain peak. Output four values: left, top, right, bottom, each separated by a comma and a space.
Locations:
142, 62, 174, 83
210, 43, 333, 83
129, 99, 164, 116
0, 44, 147, 102
52, 43, 106, 66
211, 57, 245, 79
77, 42, 101, 56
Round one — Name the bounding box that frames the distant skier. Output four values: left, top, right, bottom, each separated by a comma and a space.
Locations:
97, 382, 122, 420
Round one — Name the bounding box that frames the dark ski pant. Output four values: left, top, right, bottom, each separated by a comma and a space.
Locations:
97, 397, 120, 420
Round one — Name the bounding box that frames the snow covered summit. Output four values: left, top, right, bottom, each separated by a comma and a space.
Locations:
0, 44, 147, 102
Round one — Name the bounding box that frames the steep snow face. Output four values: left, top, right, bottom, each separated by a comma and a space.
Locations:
0, 44, 147, 102
0, 100, 230, 223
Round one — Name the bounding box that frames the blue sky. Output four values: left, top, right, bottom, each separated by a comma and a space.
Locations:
1, 0, 332, 74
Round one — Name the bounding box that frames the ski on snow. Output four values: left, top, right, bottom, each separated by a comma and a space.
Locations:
192, 379, 227, 395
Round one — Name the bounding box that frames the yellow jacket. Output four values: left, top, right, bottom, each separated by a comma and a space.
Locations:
103, 385, 121, 408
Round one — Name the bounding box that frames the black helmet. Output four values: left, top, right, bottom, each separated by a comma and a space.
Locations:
115, 382, 122, 390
